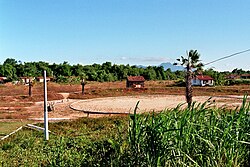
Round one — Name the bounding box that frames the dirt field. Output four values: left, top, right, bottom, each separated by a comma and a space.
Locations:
1, 94, 243, 123
0, 81, 249, 121
70, 95, 244, 114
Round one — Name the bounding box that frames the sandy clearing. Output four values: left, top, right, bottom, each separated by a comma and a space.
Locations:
2, 95, 243, 121
70, 95, 241, 114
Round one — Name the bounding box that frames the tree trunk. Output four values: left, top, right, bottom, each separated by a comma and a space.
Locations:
186, 65, 192, 107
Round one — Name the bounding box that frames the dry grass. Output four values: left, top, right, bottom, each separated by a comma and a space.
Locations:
0, 81, 249, 121
1, 81, 248, 99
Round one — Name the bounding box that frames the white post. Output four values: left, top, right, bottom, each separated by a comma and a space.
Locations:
44, 70, 49, 140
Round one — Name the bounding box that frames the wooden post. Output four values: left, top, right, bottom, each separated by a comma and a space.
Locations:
81, 79, 85, 95
44, 70, 49, 140
28, 80, 33, 97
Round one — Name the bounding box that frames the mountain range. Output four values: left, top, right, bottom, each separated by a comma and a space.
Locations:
159, 62, 184, 71
137, 62, 184, 72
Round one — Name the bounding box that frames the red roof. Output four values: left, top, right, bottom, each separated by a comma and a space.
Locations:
196, 75, 213, 81
226, 74, 239, 79
241, 74, 250, 77
0, 77, 7, 80
127, 76, 145, 82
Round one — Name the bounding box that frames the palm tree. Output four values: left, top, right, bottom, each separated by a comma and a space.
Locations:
175, 50, 203, 107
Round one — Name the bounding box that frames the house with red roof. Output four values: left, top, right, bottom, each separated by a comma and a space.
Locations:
240, 74, 250, 79
225, 74, 240, 80
126, 76, 145, 88
225, 74, 250, 80
192, 75, 214, 86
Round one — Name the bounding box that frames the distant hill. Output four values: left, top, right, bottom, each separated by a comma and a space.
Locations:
159, 62, 184, 71
136, 62, 184, 71
136, 65, 147, 69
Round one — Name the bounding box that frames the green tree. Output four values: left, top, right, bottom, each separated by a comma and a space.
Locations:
143, 66, 157, 80
128, 65, 140, 76
165, 68, 177, 80
16, 63, 25, 77
87, 70, 98, 81
232, 68, 245, 75
175, 50, 203, 106
102, 62, 112, 73
23, 62, 37, 77
55, 62, 72, 77
155, 66, 166, 80
72, 64, 84, 76
2, 58, 18, 80
2, 63, 17, 80
3, 58, 17, 67
174, 70, 185, 79
0, 64, 4, 76
35, 61, 52, 76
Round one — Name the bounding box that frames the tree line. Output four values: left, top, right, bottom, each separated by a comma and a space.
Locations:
0, 58, 249, 84
0, 58, 185, 83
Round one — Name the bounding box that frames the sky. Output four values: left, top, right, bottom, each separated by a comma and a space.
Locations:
0, 0, 250, 71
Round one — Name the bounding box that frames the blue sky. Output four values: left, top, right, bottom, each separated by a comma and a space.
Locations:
0, 0, 249, 71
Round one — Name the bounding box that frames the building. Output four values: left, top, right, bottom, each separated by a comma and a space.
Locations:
192, 75, 214, 86
36, 77, 51, 82
0, 77, 7, 84
225, 74, 240, 80
20, 77, 34, 84
225, 74, 250, 80
240, 74, 250, 79
126, 76, 145, 88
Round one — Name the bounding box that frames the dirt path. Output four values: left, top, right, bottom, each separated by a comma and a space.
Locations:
58, 93, 70, 99
27, 98, 87, 120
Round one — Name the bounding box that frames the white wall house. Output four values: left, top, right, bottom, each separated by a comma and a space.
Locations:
192, 75, 214, 86
20, 77, 35, 84
36, 77, 51, 82
0, 77, 7, 84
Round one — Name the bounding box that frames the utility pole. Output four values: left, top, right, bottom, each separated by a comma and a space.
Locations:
44, 70, 49, 140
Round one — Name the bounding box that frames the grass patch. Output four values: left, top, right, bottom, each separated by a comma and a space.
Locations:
0, 121, 32, 138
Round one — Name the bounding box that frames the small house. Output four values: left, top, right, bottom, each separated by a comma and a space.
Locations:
240, 74, 250, 79
192, 75, 214, 86
0, 77, 7, 84
20, 77, 34, 84
225, 74, 250, 80
36, 77, 51, 82
225, 74, 240, 80
126, 76, 145, 88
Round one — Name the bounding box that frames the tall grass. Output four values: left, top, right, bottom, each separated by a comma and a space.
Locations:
0, 97, 249, 166
118, 96, 250, 166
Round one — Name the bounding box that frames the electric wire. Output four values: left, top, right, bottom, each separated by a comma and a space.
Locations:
204, 49, 250, 66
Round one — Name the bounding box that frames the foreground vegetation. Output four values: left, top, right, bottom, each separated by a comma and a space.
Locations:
0, 98, 250, 166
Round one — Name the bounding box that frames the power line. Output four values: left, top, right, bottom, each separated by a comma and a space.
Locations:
204, 48, 250, 66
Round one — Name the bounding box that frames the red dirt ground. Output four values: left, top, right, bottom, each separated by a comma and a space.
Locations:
0, 81, 249, 121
